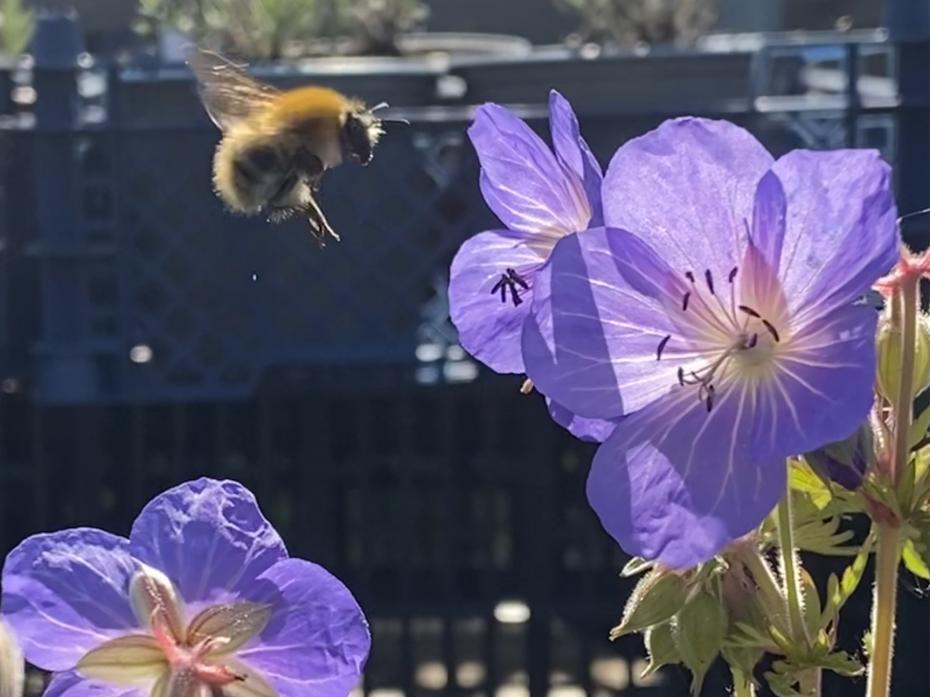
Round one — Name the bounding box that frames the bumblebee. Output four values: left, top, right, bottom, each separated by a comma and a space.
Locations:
189, 48, 384, 244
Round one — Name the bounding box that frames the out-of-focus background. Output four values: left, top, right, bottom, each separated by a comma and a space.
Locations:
0, 0, 927, 695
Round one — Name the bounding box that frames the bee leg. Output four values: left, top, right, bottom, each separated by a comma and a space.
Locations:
304, 194, 339, 246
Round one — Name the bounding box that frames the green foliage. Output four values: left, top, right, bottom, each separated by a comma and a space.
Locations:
135, 0, 427, 59
609, 568, 691, 638
672, 589, 727, 695
0, 0, 32, 58
554, 0, 718, 46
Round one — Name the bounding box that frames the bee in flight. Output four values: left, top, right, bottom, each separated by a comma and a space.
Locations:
189, 48, 385, 245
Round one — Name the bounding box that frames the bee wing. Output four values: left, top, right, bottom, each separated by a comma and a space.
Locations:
188, 48, 281, 130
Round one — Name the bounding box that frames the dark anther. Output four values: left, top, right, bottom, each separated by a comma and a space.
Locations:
490, 268, 529, 307
762, 319, 781, 342
677, 366, 685, 386
656, 334, 671, 360
706, 385, 716, 412
682, 292, 691, 311
738, 305, 761, 318
728, 266, 738, 283
746, 333, 758, 349
685, 271, 695, 283
704, 270, 715, 295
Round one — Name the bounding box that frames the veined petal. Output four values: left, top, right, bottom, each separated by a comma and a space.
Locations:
547, 400, 619, 443
45, 672, 146, 697
603, 117, 773, 276
129, 479, 288, 607
769, 149, 898, 324
76, 636, 166, 685
449, 229, 544, 374
548, 91, 603, 225
220, 659, 276, 697
587, 388, 785, 568
237, 559, 369, 697
470, 103, 591, 236
523, 229, 689, 421
754, 303, 879, 456
1, 529, 140, 670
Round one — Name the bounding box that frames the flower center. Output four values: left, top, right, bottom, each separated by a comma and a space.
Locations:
76, 566, 272, 696
151, 615, 244, 688
656, 265, 785, 412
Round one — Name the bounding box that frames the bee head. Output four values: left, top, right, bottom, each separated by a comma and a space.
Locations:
342, 109, 383, 166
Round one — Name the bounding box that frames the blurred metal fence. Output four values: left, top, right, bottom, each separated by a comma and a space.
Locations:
0, 15, 927, 697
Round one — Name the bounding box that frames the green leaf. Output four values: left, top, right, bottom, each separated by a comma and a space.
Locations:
642, 622, 679, 677
902, 538, 930, 579
817, 651, 864, 678
721, 645, 763, 678
909, 404, 930, 450
791, 458, 833, 509
821, 532, 874, 631
610, 570, 690, 638
673, 590, 727, 696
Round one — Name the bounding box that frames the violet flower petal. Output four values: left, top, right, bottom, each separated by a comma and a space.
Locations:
587, 389, 786, 568
602, 117, 773, 275
548, 91, 603, 226
129, 479, 287, 606
769, 149, 898, 323
522, 229, 689, 420
238, 559, 370, 697
755, 303, 879, 454
44, 672, 144, 697
470, 104, 591, 237
547, 400, 619, 443
449, 229, 545, 374
1, 530, 139, 670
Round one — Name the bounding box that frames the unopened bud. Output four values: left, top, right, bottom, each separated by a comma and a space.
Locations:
877, 312, 930, 403
609, 568, 690, 639
805, 423, 874, 490
0, 620, 23, 697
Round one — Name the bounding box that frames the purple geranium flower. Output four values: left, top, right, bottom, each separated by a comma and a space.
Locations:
449, 91, 615, 442
523, 118, 897, 568
1, 478, 369, 697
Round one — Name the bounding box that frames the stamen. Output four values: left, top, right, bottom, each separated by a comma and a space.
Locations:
682, 292, 691, 311
656, 335, 671, 360
738, 305, 761, 318
507, 268, 529, 290
728, 266, 738, 283
677, 366, 685, 386
746, 333, 758, 349
762, 319, 780, 342
685, 271, 695, 283
705, 385, 715, 412
704, 270, 715, 295
490, 269, 529, 307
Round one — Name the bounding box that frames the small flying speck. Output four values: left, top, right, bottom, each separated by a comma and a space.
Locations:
251, 273, 258, 282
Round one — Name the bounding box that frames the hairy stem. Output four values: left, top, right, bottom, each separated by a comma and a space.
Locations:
776, 474, 808, 644
866, 276, 916, 697
731, 667, 755, 697
867, 524, 901, 697
799, 666, 822, 696
891, 278, 918, 485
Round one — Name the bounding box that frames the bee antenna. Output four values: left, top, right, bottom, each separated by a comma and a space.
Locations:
370, 102, 390, 112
